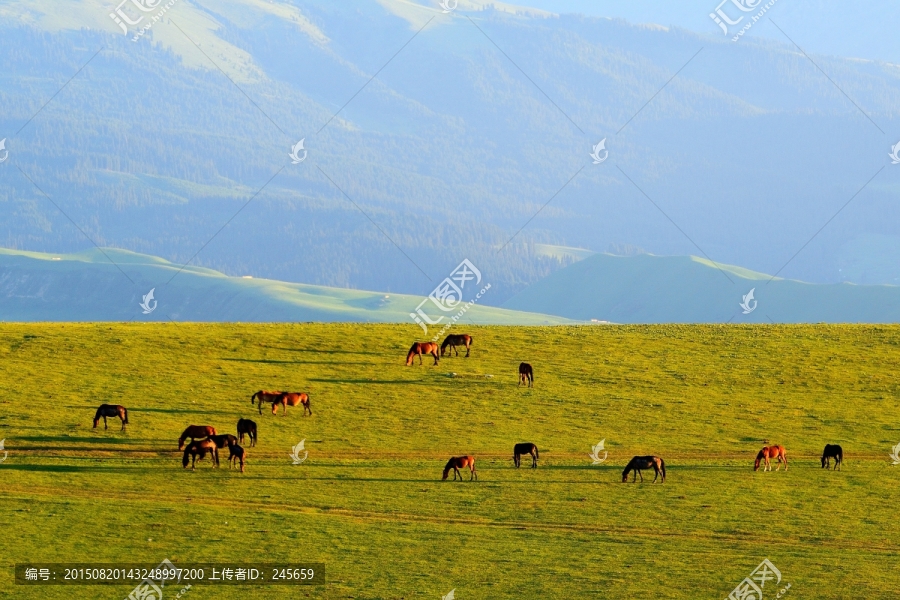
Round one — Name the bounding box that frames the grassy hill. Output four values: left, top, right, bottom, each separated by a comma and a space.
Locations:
0, 322, 898, 598
0, 247, 572, 324
502, 253, 900, 323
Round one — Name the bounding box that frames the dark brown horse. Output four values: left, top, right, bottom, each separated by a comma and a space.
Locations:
441, 334, 472, 358
271, 392, 311, 416
228, 444, 246, 472
755, 445, 787, 472
207, 434, 238, 466
252, 390, 283, 415
178, 425, 217, 450
182, 439, 218, 470
518, 363, 534, 387
442, 456, 477, 481
513, 442, 539, 468
93, 404, 128, 431
821, 444, 842, 470
622, 456, 666, 483
406, 342, 440, 366
237, 418, 257, 447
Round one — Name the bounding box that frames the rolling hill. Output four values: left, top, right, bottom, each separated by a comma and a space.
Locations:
502, 252, 900, 323
0, 247, 572, 324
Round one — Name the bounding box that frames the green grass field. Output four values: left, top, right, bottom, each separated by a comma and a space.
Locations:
0, 323, 898, 599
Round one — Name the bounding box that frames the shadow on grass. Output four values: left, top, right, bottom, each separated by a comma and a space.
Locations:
221, 358, 337, 366
14, 435, 142, 444
264, 346, 372, 356
308, 378, 425, 385
1, 464, 150, 473
136, 407, 244, 416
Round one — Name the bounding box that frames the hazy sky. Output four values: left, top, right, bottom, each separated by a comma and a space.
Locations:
512, 1, 900, 64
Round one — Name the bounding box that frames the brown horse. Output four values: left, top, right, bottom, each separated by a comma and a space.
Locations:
178, 425, 217, 450
207, 434, 238, 466
406, 342, 440, 366
513, 442, 539, 468
228, 444, 246, 472
442, 456, 477, 481
182, 439, 218, 470
755, 445, 787, 472
622, 456, 666, 483
252, 390, 283, 415
441, 334, 472, 358
237, 418, 257, 447
93, 404, 128, 431
821, 444, 843, 470
518, 362, 534, 387
271, 392, 311, 416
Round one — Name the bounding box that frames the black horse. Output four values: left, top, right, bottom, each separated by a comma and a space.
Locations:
518, 363, 534, 387
622, 456, 666, 483
513, 443, 539, 468
821, 444, 843, 470
237, 418, 257, 447
207, 434, 238, 467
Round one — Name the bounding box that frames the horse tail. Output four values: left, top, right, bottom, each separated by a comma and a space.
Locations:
534, 445, 539, 460
123, 407, 129, 424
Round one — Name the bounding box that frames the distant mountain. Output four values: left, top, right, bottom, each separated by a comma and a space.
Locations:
0, 247, 572, 324
502, 253, 900, 323
1, 0, 898, 304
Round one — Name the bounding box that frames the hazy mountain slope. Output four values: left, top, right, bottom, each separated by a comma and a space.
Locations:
502, 253, 900, 323
0, 248, 571, 324
0, 0, 898, 305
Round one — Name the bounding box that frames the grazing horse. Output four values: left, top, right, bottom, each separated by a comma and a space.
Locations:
237, 418, 257, 447
228, 444, 246, 473
252, 390, 283, 415
821, 444, 843, 470
178, 425, 217, 451
754, 445, 788, 472
406, 342, 440, 366
271, 392, 311, 416
513, 443, 539, 468
207, 434, 238, 466
622, 456, 666, 483
442, 456, 477, 481
518, 363, 534, 387
182, 439, 218, 470
441, 334, 472, 358
93, 404, 128, 431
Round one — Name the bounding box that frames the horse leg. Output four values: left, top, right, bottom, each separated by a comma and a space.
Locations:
471, 465, 477, 481
465, 344, 470, 358
103, 415, 108, 430
120, 415, 126, 431
514, 453, 519, 468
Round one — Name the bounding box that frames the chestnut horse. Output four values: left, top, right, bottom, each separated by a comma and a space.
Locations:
252, 390, 283, 415
93, 404, 128, 431
513, 442, 539, 468
622, 456, 666, 483
271, 392, 311, 416
406, 342, 440, 366
518, 363, 534, 387
182, 439, 218, 470
441, 334, 472, 357
228, 444, 246, 472
754, 445, 787, 472
442, 456, 477, 481
237, 418, 257, 447
178, 425, 217, 450
821, 444, 842, 470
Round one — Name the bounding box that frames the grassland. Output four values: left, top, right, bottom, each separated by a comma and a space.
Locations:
0, 323, 898, 599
